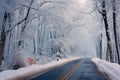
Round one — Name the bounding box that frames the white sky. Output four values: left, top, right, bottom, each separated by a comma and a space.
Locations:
78, 0, 87, 5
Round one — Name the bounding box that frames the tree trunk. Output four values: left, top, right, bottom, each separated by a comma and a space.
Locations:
99, 34, 102, 59
102, 0, 114, 62
0, 12, 7, 64
112, 0, 120, 64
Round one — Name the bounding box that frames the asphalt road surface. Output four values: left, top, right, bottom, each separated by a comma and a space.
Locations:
31, 58, 109, 80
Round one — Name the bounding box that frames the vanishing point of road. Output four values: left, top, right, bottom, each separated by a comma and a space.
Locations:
31, 58, 110, 80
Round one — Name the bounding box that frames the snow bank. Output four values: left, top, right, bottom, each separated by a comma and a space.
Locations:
92, 58, 120, 80
0, 58, 79, 80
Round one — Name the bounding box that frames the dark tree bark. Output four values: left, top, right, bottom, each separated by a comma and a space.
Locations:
99, 34, 102, 59
112, 0, 120, 64
0, 12, 7, 64
101, 0, 114, 62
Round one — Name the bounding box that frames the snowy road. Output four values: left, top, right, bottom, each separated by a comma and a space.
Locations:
31, 58, 109, 80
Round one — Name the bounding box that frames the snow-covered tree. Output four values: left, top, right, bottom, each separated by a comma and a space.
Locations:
0, 0, 83, 70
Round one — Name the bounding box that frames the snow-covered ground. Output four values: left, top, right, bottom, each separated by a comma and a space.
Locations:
0, 58, 80, 80
92, 58, 120, 80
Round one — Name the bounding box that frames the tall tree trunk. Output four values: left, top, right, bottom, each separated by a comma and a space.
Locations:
0, 12, 7, 64
99, 34, 102, 59
112, 0, 120, 64
102, 0, 114, 62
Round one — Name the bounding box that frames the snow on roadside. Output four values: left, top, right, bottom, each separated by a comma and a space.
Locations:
92, 58, 120, 80
0, 58, 80, 80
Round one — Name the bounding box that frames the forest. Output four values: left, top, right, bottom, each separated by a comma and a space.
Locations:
0, 0, 120, 70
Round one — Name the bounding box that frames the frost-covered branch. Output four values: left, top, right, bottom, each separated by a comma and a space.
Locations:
5, 0, 34, 33
5, 0, 65, 33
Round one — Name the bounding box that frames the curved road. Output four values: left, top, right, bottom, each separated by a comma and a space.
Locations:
31, 58, 109, 80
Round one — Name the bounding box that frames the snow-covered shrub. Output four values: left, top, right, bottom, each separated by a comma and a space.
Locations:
45, 38, 75, 58
14, 49, 36, 68
36, 51, 54, 64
